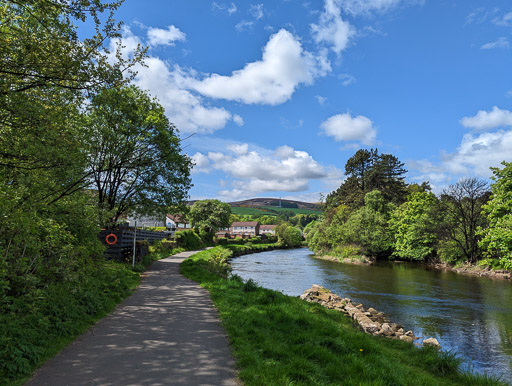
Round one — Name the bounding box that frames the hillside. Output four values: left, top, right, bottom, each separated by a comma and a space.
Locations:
228, 198, 319, 210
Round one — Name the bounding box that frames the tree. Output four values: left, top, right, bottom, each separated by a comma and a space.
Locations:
326, 149, 407, 209
189, 200, 232, 235
276, 224, 302, 248
389, 192, 439, 261
85, 86, 192, 226
478, 162, 512, 268
438, 178, 489, 263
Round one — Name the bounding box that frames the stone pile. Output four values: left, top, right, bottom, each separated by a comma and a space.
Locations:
300, 285, 441, 349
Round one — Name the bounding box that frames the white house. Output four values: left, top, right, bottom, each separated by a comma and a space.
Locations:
230, 221, 260, 237
166, 214, 191, 232
259, 224, 277, 235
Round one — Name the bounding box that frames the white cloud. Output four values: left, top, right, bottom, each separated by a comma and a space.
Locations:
192, 144, 343, 198
441, 130, 512, 178
339, 73, 356, 86
320, 112, 377, 145
340, 0, 424, 16
315, 95, 327, 104
460, 106, 512, 130
311, 0, 355, 55
212, 2, 237, 15
233, 114, 244, 126
191, 29, 327, 105
147, 25, 186, 47
191, 152, 210, 173
235, 20, 254, 31
493, 11, 512, 27
481, 37, 510, 50
250, 4, 264, 20
107, 27, 236, 134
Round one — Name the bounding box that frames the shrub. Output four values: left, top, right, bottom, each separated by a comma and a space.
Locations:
206, 248, 233, 278
175, 230, 203, 250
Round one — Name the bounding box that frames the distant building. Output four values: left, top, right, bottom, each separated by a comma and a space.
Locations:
259, 224, 277, 235
127, 214, 164, 228
230, 221, 260, 237
166, 214, 191, 232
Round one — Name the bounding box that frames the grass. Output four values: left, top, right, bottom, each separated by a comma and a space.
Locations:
181, 246, 503, 385
230, 205, 322, 217
0, 244, 184, 385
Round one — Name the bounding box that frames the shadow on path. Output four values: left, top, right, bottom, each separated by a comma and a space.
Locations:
27, 251, 238, 386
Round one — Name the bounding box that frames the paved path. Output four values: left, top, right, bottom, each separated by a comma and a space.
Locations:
27, 251, 238, 386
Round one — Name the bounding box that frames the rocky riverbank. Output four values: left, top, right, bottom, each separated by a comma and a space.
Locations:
300, 285, 441, 349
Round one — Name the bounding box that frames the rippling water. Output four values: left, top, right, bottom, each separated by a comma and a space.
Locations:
230, 248, 512, 383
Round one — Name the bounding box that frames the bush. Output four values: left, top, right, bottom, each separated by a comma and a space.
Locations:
175, 230, 203, 250
206, 248, 233, 278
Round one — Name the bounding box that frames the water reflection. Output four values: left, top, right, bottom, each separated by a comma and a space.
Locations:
230, 248, 512, 383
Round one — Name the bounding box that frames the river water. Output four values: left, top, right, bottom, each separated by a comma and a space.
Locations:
230, 248, 512, 383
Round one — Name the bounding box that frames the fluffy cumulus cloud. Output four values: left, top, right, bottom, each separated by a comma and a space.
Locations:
481, 37, 510, 50
191, 29, 328, 105
192, 143, 343, 200
440, 130, 512, 178
460, 106, 512, 130
147, 25, 186, 47
311, 0, 355, 55
106, 27, 238, 134
320, 112, 377, 145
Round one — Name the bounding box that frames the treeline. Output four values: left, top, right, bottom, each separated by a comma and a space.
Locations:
0, 1, 191, 381
306, 149, 512, 270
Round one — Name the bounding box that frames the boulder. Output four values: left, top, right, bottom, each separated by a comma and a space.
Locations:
399, 335, 414, 343
423, 338, 441, 349
379, 323, 394, 336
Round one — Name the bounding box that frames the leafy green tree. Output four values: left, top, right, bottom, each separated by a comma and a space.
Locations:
326, 149, 407, 209
389, 192, 439, 261
84, 85, 192, 226
478, 162, 512, 268
276, 224, 303, 248
189, 200, 231, 237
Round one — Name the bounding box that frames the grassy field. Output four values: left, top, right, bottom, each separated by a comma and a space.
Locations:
230, 206, 322, 216
181, 246, 501, 386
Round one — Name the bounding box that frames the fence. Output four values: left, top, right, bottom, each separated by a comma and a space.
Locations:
98, 226, 172, 261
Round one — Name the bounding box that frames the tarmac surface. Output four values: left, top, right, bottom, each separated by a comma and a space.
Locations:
26, 250, 239, 386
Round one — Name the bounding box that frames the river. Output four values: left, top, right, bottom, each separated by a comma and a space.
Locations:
230, 248, 512, 383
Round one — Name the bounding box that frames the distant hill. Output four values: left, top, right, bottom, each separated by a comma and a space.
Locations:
229, 198, 320, 210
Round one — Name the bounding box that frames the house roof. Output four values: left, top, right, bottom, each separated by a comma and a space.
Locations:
166, 214, 187, 223
231, 221, 259, 227
260, 225, 277, 230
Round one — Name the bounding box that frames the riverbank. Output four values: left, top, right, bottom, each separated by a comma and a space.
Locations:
181, 246, 500, 385
312, 251, 512, 281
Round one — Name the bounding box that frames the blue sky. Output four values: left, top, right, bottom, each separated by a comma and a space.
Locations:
102, 0, 512, 202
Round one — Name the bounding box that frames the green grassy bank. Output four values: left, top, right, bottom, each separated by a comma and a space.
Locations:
0, 245, 184, 385
181, 246, 501, 385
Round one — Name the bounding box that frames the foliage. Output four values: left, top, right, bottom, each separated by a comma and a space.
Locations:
206, 248, 233, 278
438, 178, 489, 263
478, 162, 512, 269
189, 200, 231, 238
180, 247, 497, 385
389, 192, 439, 261
275, 225, 303, 248
327, 149, 408, 209
175, 230, 203, 250
0, 259, 140, 384
85, 85, 192, 226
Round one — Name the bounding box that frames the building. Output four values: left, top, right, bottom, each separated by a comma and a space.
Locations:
166, 214, 191, 232
259, 224, 277, 235
230, 221, 260, 237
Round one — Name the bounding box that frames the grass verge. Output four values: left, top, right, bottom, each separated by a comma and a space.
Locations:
0, 245, 183, 385
181, 246, 503, 385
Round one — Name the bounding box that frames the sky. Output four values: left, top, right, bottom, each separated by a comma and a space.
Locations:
97, 0, 512, 202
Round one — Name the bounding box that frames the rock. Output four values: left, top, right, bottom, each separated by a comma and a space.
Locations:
399, 335, 414, 343
423, 338, 441, 349
379, 323, 394, 336
397, 328, 404, 334
405, 330, 414, 337
367, 307, 378, 315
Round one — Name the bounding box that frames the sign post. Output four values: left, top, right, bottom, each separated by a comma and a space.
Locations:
132, 221, 137, 267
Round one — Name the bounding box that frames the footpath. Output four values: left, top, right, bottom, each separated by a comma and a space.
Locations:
27, 250, 238, 386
